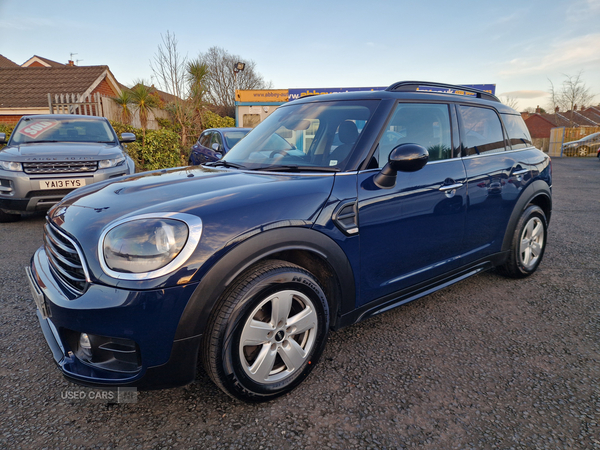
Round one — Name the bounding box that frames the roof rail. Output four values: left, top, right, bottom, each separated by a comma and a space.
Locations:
386, 81, 500, 103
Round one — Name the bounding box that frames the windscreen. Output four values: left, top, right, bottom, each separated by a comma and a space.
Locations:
223, 100, 379, 171
10, 117, 117, 145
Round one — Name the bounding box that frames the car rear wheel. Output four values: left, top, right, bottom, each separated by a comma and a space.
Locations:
0, 209, 21, 223
499, 205, 547, 278
202, 260, 330, 402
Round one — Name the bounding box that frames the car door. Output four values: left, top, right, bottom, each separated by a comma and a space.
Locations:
191, 131, 212, 164
357, 102, 467, 307
457, 104, 530, 262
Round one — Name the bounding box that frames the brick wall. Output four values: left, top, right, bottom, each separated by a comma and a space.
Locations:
525, 115, 555, 139
0, 115, 22, 125
92, 79, 117, 97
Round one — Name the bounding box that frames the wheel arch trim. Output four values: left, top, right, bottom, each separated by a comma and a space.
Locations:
500, 180, 552, 254
173, 227, 355, 340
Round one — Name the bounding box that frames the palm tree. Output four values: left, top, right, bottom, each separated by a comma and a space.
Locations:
111, 90, 133, 124
130, 81, 160, 145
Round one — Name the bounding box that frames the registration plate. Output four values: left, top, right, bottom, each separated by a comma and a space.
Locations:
25, 266, 51, 319
40, 178, 86, 190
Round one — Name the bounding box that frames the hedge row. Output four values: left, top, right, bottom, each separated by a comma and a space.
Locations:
110, 122, 185, 172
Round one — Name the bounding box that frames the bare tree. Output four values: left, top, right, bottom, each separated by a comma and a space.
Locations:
547, 72, 595, 124
501, 96, 520, 111
199, 46, 272, 117
151, 31, 192, 145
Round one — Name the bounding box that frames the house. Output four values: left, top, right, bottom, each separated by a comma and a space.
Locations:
524, 105, 600, 139
0, 55, 122, 125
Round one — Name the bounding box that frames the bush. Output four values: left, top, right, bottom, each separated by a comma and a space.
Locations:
0, 124, 15, 149
202, 110, 235, 129
110, 121, 185, 172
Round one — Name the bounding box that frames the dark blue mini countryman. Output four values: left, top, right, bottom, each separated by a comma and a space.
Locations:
28, 82, 552, 401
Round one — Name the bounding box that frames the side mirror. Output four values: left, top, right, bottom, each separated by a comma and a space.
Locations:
0, 133, 6, 144
374, 143, 429, 189
211, 142, 222, 153
119, 133, 136, 143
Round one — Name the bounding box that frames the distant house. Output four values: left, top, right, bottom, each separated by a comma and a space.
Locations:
524, 105, 600, 139
0, 54, 122, 125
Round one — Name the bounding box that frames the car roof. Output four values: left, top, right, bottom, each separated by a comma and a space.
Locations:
208, 127, 252, 133
19, 114, 108, 121
286, 81, 516, 114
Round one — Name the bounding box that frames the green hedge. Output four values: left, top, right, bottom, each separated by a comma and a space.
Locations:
0, 124, 14, 149
111, 122, 185, 172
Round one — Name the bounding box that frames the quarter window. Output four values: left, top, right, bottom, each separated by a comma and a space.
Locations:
501, 114, 532, 150
459, 106, 506, 155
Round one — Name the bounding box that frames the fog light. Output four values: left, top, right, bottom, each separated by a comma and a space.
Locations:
79, 333, 92, 360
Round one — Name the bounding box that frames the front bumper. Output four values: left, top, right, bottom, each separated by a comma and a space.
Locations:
0, 165, 130, 212
29, 247, 202, 390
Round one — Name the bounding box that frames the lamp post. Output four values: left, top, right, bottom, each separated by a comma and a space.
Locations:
233, 62, 245, 126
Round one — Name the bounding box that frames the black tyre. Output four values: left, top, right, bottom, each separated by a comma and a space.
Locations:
202, 260, 330, 402
499, 205, 547, 278
0, 209, 21, 223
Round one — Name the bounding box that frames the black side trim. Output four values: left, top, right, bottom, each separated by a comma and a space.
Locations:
332, 200, 359, 235
338, 253, 507, 329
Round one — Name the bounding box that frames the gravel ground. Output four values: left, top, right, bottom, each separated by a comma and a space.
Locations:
1, 157, 599, 450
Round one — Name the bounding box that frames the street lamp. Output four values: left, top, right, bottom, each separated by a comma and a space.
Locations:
233, 62, 246, 127
233, 61, 246, 94
233, 62, 246, 74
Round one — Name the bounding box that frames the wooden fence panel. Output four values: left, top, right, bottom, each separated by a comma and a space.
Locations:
48, 93, 103, 116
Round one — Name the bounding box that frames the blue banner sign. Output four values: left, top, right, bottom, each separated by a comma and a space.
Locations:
288, 87, 386, 101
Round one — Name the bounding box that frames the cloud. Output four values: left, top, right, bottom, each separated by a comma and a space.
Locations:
499, 33, 600, 76
499, 90, 548, 99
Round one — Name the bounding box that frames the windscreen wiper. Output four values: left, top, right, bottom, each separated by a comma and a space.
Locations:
249, 165, 340, 173
204, 160, 246, 169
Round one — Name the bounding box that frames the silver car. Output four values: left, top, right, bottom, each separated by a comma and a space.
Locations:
0, 115, 136, 222
561, 131, 600, 157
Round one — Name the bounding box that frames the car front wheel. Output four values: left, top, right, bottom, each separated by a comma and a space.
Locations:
499, 205, 547, 278
0, 209, 21, 223
202, 260, 330, 402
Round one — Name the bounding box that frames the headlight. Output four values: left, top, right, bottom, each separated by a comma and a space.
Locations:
0, 160, 23, 171
98, 156, 126, 169
99, 213, 203, 280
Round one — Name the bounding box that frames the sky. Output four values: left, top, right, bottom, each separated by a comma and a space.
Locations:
1, 0, 599, 112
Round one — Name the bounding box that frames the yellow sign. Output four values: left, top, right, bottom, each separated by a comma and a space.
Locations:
236, 90, 288, 103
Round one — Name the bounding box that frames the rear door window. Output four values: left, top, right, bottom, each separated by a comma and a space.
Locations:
458, 106, 506, 155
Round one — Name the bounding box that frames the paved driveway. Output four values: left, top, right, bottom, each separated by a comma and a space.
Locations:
1, 157, 598, 449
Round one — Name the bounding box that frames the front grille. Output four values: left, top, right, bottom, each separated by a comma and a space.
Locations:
26, 189, 73, 198
43, 220, 89, 295
23, 161, 98, 174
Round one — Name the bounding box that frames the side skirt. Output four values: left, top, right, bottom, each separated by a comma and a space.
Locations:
335, 251, 508, 329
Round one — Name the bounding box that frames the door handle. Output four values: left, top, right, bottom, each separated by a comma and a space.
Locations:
439, 183, 463, 192
512, 169, 528, 176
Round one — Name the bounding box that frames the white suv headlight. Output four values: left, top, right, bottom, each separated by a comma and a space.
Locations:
98, 156, 126, 169
0, 160, 23, 171
99, 212, 203, 280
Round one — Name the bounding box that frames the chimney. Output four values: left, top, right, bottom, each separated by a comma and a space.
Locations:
574, 104, 577, 111
68, 60, 75, 66
535, 105, 541, 113
555, 106, 559, 113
